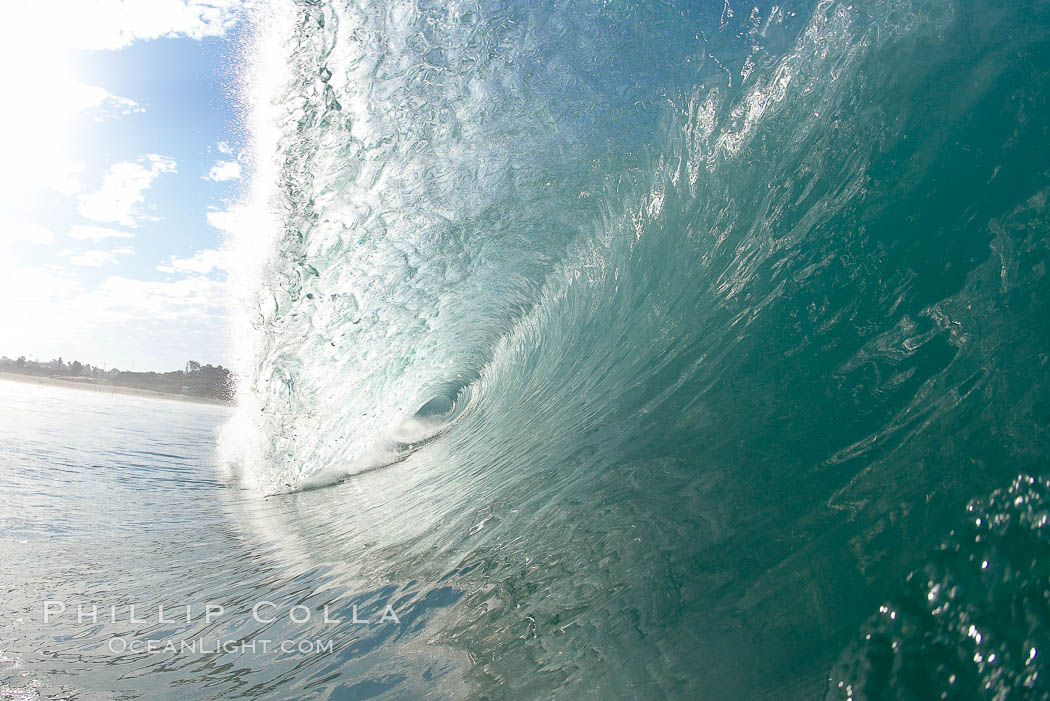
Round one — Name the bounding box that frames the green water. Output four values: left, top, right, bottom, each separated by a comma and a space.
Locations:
224, 0, 1050, 695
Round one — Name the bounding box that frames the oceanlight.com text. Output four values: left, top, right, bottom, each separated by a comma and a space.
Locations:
107, 638, 337, 655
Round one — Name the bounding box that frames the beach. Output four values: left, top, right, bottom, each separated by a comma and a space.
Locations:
0, 371, 231, 406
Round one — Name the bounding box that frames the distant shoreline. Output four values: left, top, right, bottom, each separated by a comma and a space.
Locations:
0, 372, 233, 406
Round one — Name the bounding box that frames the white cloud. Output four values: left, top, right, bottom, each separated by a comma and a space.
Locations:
68, 224, 135, 243
6, 1, 251, 53
0, 262, 230, 370
67, 83, 145, 118
78, 154, 177, 227
0, 220, 55, 246
158, 248, 228, 276
62, 247, 135, 267
204, 160, 243, 182
66, 250, 119, 267
216, 141, 234, 155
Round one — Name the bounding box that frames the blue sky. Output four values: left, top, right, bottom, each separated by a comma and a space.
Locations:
0, 1, 252, 371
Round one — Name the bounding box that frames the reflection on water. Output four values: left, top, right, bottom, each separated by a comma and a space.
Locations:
0, 380, 471, 700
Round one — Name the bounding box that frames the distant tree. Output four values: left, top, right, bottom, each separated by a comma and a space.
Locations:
70, 360, 83, 376
186, 360, 201, 374
16, 356, 25, 369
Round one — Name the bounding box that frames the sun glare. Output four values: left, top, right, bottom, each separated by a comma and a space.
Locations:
0, 15, 83, 219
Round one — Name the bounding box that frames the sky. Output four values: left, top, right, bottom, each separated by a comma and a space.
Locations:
0, 0, 254, 372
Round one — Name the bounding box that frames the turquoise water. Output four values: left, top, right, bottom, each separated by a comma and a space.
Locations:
6, 0, 1050, 698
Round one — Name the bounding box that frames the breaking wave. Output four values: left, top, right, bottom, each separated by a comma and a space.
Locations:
220, 0, 1050, 696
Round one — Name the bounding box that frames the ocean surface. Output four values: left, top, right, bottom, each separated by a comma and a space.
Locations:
6, 0, 1050, 698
